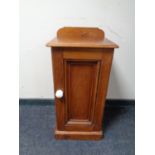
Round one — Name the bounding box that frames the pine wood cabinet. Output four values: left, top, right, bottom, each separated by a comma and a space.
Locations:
47, 27, 118, 140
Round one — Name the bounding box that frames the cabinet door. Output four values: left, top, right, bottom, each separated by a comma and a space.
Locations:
64, 48, 102, 131
52, 48, 113, 131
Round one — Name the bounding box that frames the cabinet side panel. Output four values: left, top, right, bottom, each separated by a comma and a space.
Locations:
94, 48, 114, 130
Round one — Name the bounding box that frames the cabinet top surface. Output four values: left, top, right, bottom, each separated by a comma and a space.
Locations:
46, 27, 119, 48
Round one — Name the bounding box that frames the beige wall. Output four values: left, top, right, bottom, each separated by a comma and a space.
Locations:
20, 0, 135, 99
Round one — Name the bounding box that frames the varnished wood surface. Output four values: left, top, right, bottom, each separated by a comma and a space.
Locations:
48, 27, 118, 140
57, 27, 105, 41
52, 49, 65, 130
52, 48, 114, 139
47, 37, 118, 48
47, 27, 118, 48
55, 129, 103, 140
63, 50, 101, 131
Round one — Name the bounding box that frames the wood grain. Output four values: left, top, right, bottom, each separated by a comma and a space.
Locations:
57, 27, 105, 41
46, 27, 118, 48
48, 27, 118, 140
47, 37, 118, 48
55, 129, 103, 140
63, 59, 100, 131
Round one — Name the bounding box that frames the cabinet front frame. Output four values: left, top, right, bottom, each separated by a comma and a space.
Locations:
52, 47, 114, 132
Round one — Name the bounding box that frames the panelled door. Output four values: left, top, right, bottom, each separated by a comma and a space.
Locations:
52, 48, 114, 132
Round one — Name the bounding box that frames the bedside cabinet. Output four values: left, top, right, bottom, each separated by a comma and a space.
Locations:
47, 27, 118, 140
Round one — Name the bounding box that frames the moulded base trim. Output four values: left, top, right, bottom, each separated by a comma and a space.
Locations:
55, 129, 103, 140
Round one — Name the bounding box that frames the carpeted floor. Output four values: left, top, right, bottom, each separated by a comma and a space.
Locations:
19, 101, 135, 155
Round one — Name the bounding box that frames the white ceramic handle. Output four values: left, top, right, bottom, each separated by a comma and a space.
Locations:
55, 90, 63, 98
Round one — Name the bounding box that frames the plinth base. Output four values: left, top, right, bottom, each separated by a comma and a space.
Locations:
55, 129, 103, 140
